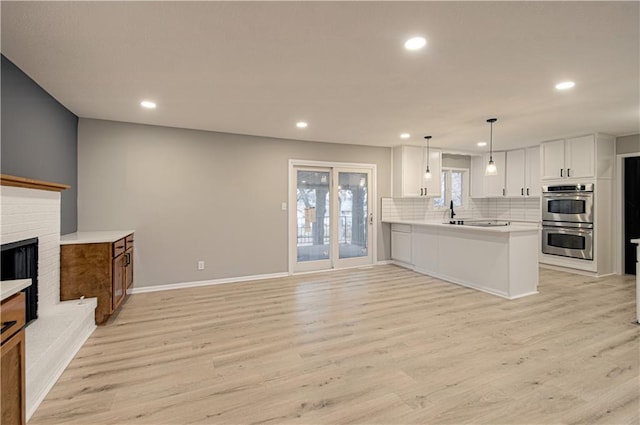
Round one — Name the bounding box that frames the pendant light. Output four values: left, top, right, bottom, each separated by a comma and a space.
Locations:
485, 118, 498, 176
424, 136, 432, 179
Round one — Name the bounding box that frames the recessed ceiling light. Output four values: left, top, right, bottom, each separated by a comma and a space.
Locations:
555, 81, 575, 90
140, 100, 157, 109
477, 141, 487, 147
296, 121, 308, 128
400, 133, 411, 139
404, 37, 427, 51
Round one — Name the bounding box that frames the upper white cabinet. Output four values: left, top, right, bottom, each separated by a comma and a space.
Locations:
393, 145, 442, 198
470, 152, 506, 198
526, 146, 541, 197
505, 146, 541, 197
505, 149, 526, 197
541, 134, 614, 180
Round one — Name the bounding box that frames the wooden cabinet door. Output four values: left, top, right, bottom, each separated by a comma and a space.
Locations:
566, 135, 595, 178
1, 330, 25, 425
541, 139, 565, 179
112, 254, 126, 311
125, 248, 134, 290
505, 149, 526, 197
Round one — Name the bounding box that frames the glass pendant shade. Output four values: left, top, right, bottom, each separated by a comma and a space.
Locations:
425, 166, 432, 179
485, 159, 498, 176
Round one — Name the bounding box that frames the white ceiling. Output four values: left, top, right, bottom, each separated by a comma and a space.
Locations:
2, 1, 639, 151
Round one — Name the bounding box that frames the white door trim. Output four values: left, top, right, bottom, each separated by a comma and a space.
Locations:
288, 159, 378, 275
615, 152, 640, 275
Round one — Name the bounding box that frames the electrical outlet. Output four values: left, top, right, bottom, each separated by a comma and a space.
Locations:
197, 261, 205, 270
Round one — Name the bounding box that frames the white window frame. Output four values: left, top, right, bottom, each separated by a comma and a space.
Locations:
433, 167, 470, 210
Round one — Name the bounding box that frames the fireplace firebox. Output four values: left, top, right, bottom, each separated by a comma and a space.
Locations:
1, 237, 38, 324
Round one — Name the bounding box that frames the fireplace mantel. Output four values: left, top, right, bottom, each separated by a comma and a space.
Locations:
1, 174, 69, 192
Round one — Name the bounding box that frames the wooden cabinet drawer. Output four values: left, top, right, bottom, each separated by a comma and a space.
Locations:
112, 238, 126, 258
125, 234, 134, 250
1, 293, 25, 345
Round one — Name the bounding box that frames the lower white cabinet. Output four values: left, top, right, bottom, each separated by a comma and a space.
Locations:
391, 224, 412, 264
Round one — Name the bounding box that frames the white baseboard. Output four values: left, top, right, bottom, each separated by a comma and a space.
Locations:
375, 260, 395, 265
128, 272, 289, 294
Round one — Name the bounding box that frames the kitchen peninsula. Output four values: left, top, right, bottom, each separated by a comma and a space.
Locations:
387, 220, 540, 299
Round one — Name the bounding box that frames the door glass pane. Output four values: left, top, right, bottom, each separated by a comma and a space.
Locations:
297, 171, 330, 262
338, 172, 368, 259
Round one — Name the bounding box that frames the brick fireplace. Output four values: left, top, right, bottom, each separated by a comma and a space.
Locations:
0, 175, 97, 420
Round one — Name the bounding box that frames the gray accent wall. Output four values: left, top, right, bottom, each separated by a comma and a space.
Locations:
78, 118, 391, 288
1, 55, 78, 234
617, 134, 640, 154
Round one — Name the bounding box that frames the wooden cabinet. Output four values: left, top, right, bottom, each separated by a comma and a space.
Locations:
1, 292, 26, 425
505, 146, 541, 197
61, 233, 134, 324
393, 145, 442, 198
471, 152, 506, 198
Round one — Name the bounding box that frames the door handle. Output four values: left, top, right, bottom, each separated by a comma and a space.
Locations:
369, 213, 373, 225
560, 169, 563, 177
1, 321, 17, 334
420, 188, 423, 196
502, 188, 505, 196
526, 188, 530, 196
521, 188, 524, 196
567, 168, 571, 177
424, 187, 427, 196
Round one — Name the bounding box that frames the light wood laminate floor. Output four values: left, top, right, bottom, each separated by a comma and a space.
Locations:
30, 265, 639, 425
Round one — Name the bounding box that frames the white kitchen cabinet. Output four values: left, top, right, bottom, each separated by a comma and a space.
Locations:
505, 147, 541, 197
393, 145, 442, 198
541, 139, 565, 180
526, 146, 541, 197
506, 149, 526, 197
471, 152, 506, 198
541, 135, 595, 180
565, 135, 595, 179
391, 224, 412, 264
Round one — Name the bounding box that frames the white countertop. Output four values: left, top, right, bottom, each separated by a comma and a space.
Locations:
1, 279, 32, 302
384, 220, 540, 233
631, 239, 640, 244
60, 230, 134, 245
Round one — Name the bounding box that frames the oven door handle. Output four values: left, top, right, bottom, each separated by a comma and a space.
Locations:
543, 227, 592, 235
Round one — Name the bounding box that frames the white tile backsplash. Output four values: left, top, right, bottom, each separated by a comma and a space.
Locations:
382, 196, 541, 222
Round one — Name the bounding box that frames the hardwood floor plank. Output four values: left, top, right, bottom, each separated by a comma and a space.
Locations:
29, 265, 639, 425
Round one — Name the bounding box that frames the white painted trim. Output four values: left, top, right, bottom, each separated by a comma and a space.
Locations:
375, 260, 395, 265
539, 263, 607, 277
291, 263, 380, 277
128, 272, 289, 294
615, 152, 640, 275
27, 318, 96, 421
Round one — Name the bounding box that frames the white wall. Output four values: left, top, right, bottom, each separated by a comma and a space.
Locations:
77, 119, 392, 288
616, 134, 640, 154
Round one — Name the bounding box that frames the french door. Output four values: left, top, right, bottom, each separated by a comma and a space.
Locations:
290, 163, 374, 273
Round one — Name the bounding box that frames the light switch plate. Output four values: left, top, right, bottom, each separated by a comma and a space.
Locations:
281, 202, 287, 211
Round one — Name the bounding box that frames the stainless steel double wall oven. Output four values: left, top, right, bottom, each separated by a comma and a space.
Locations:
542, 184, 594, 260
